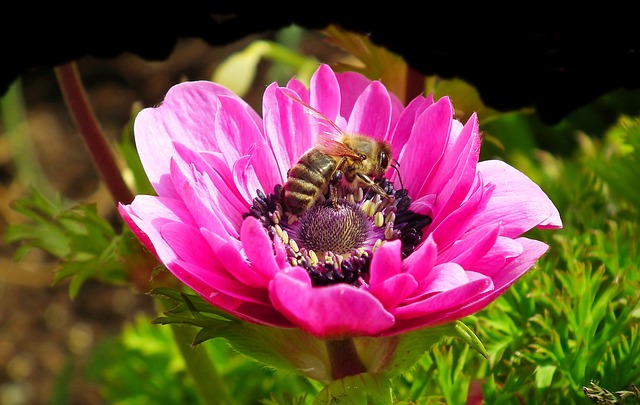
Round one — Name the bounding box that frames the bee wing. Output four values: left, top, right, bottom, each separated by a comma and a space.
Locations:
316, 132, 361, 158
282, 90, 359, 158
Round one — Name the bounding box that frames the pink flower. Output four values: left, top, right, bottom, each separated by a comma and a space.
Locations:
119, 63, 562, 339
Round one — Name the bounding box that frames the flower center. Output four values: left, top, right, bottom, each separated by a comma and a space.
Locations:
297, 199, 371, 254
243, 179, 432, 287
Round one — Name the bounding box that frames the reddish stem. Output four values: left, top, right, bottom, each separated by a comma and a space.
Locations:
405, 64, 426, 104
54, 62, 134, 205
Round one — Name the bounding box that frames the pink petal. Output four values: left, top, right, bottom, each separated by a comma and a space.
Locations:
200, 228, 270, 289
394, 276, 492, 319
388, 93, 434, 166
262, 84, 314, 177
369, 274, 418, 310
475, 160, 563, 237
169, 157, 239, 240
405, 262, 485, 306
160, 221, 269, 306
346, 81, 395, 141
435, 237, 549, 322
473, 236, 524, 277
334, 69, 376, 119
429, 180, 491, 249
396, 97, 453, 194
424, 113, 481, 211
134, 81, 246, 198
118, 195, 194, 265
272, 236, 290, 269
269, 268, 395, 338
368, 241, 418, 309
232, 151, 263, 205
309, 63, 341, 122
285, 77, 310, 100
173, 142, 250, 215
119, 203, 157, 258
169, 260, 291, 327
368, 240, 403, 286
241, 216, 280, 280
213, 96, 282, 192
437, 222, 501, 269
404, 193, 435, 219
160, 221, 219, 270
384, 274, 496, 335
169, 258, 269, 305
486, 237, 549, 289
403, 233, 438, 280
414, 262, 471, 297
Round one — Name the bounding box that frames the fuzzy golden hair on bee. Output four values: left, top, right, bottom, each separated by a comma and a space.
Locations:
280, 91, 396, 216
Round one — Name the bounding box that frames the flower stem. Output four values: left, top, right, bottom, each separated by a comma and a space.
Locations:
405, 64, 426, 104
54, 62, 134, 204
326, 338, 367, 380
157, 298, 233, 405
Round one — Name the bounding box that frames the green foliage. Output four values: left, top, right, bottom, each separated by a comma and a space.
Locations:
151, 288, 318, 403
86, 314, 201, 405
389, 114, 640, 404
584, 116, 640, 210
86, 312, 316, 405
4, 188, 129, 297
479, 116, 640, 403
583, 381, 640, 404
151, 288, 489, 404
402, 344, 474, 404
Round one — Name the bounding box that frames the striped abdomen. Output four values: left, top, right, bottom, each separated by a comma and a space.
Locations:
282, 149, 337, 215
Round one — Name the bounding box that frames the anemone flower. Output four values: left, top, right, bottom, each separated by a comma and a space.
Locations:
119, 63, 562, 341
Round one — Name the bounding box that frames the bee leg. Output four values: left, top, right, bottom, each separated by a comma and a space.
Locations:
356, 173, 394, 201
329, 170, 344, 209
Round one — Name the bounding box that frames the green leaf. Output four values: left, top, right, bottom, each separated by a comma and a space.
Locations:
212, 41, 271, 97
321, 25, 409, 102
378, 321, 486, 379
314, 373, 394, 405
4, 189, 72, 258
212, 32, 319, 98
4, 187, 130, 297
117, 102, 154, 196
453, 320, 489, 359
535, 364, 557, 389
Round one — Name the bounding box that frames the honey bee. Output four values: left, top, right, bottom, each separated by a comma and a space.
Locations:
281, 92, 396, 216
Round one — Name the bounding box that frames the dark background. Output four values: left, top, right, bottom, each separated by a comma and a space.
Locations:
3, 8, 640, 125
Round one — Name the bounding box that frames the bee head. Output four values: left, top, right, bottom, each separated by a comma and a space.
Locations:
374, 141, 392, 176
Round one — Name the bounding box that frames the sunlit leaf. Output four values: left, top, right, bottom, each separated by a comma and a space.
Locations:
212, 33, 319, 97
431, 78, 508, 124
321, 25, 410, 102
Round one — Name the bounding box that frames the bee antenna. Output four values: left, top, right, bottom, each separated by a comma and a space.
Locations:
391, 159, 405, 190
